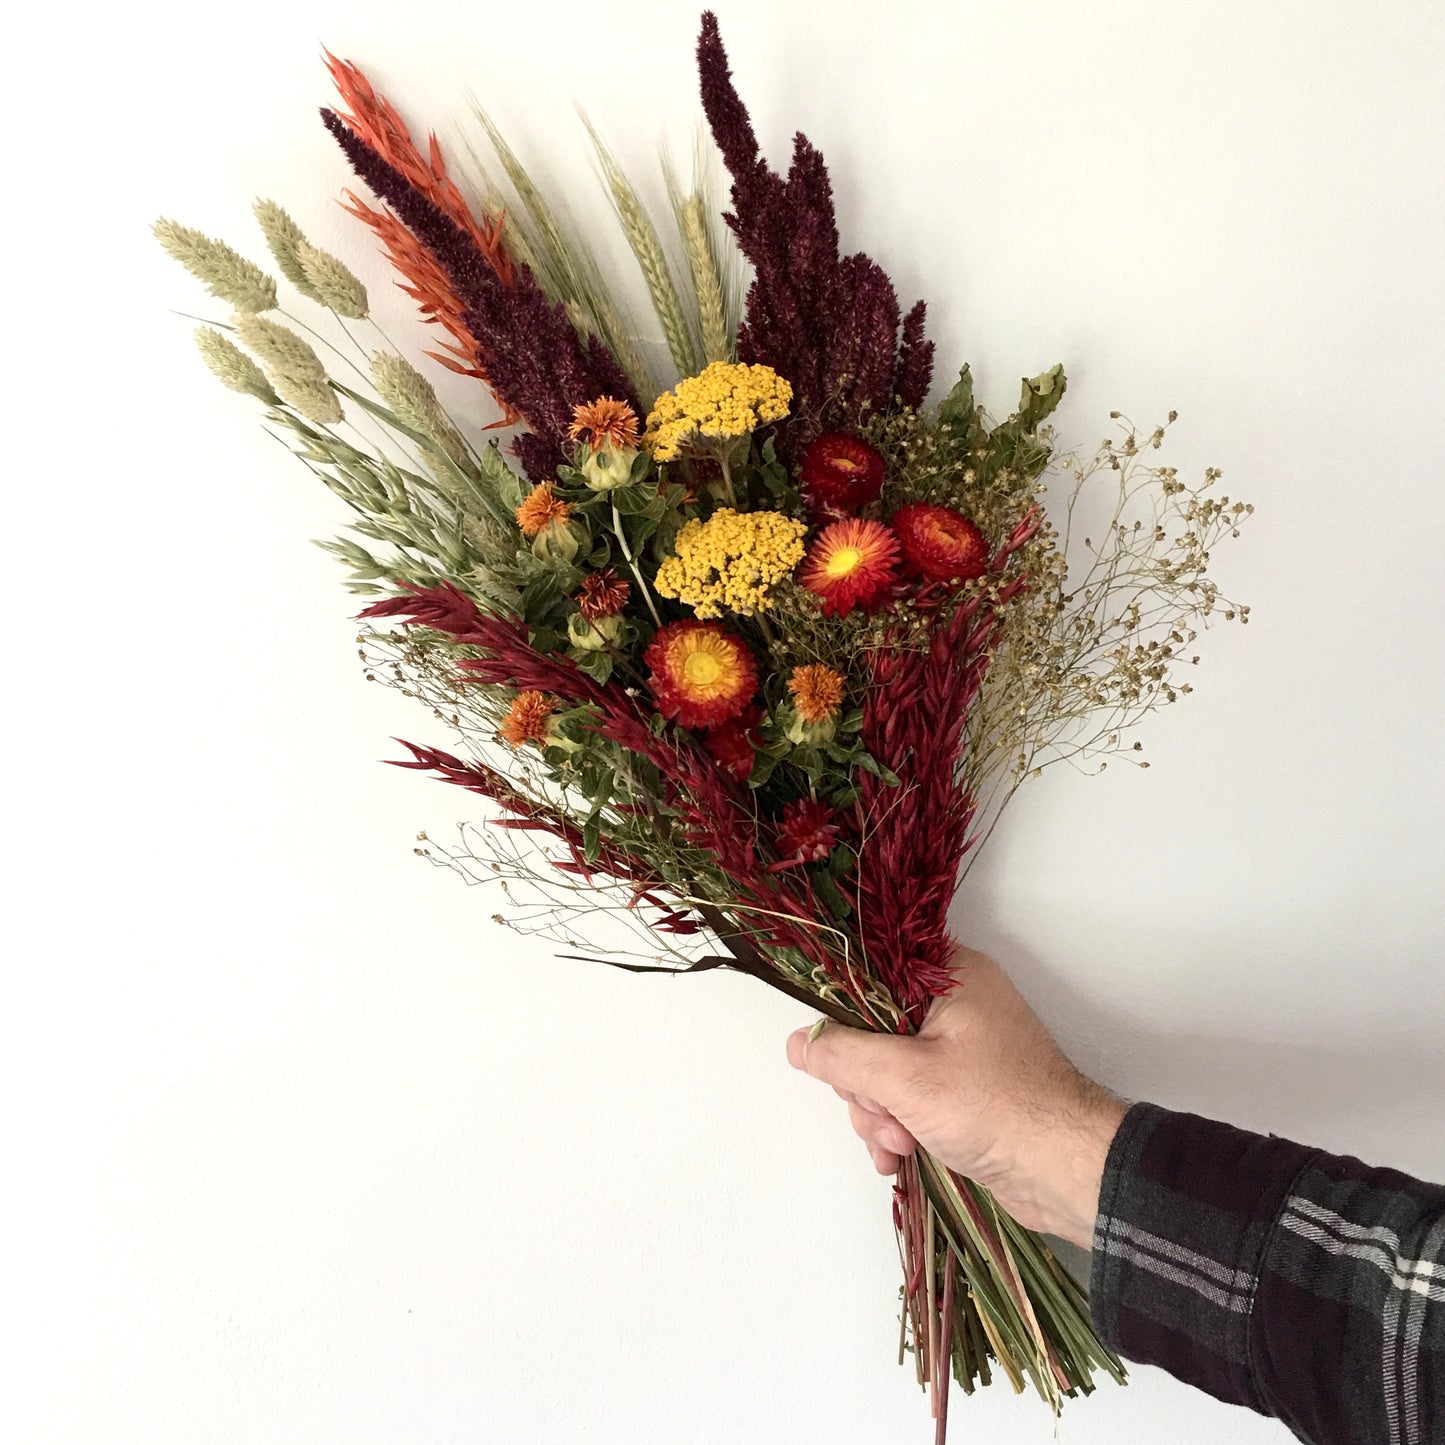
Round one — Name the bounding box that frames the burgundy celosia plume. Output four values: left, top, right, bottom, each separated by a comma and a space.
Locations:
696, 13, 934, 448
321, 110, 641, 477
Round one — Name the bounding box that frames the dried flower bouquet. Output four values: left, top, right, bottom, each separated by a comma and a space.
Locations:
156, 13, 1250, 1436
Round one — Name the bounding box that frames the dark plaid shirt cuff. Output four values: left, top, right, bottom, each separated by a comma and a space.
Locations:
1089, 1101, 1445, 1445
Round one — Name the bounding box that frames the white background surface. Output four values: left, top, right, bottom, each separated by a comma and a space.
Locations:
5, 1, 1444, 1441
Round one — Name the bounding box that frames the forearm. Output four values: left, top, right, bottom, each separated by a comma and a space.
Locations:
1089, 1102, 1445, 1444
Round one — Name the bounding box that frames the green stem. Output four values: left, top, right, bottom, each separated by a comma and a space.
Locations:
611, 498, 663, 628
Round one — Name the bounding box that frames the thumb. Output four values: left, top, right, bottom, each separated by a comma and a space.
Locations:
786, 1020, 912, 1104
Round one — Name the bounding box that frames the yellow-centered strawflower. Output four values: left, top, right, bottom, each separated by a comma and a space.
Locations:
643, 361, 792, 461
653, 508, 807, 618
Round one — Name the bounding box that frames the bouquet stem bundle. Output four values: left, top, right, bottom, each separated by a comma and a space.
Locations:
156, 10, 1249, 1435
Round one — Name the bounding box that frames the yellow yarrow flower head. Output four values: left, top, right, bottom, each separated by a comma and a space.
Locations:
643, 362, 793, 462
653, 508, 807, 619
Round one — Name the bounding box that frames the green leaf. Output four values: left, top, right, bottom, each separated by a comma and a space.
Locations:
938, 364, 977, 433
749, 752, 781, 787
854, 751, 900, 786
610, 482, 658, 516
1012, 364, 1067, 433
582, 815, 602, 863
520, 570, 563, 623
811, 867, 852, 921
571, 648, 614, 684
477, 440, 525, 512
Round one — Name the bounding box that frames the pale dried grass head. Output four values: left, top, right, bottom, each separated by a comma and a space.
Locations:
153, 218, 277, 313
295, 241, 369, 319
231, 314, 341, 424
193, 326, 278, 404
251, 199, 321, 302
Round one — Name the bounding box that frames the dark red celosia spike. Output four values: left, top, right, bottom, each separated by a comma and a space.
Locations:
893, 300, 934, 411
695, 14, 934, 445
320, 109, 640, 476
358, 579, 488, 639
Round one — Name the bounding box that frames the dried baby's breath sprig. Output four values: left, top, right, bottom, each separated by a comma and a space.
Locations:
193, 326, 278, 404
295, 241, 369, 318
153, 218, 278, 313
232, 313, 342, 424
251, 198, 322, 302
959, 414, 1252, 863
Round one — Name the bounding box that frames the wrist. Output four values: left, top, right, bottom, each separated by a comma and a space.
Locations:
1017, 1084, 1129, 1250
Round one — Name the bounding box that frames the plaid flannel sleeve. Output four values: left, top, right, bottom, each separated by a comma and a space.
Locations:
1089, 1101, 1445, 1445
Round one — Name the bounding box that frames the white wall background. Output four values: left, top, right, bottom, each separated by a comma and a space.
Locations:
5, 1, 1443, 1441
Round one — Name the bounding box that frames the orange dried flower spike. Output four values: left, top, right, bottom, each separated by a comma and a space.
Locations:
324, 52, 521, 425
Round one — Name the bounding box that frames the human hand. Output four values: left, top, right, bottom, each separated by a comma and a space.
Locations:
785, 946, 1127, 1249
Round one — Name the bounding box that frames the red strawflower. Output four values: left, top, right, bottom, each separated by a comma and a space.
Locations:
703, 706, 761, 782
799, 517, 900, 616
575, 567, 630, 622
890, 503, 990, 584
800, 432, 886, 515
774, 798, 841, 866
644, 620, 758, 730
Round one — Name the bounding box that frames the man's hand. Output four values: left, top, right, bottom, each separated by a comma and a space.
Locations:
785, 947, 1127, 1250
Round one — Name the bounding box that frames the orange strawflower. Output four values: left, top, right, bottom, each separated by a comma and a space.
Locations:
515, 482, 573, 538
644, 621, 758, 730
788, 663, 846, 724
568, 397, 641, 452
799, 517, 900, 616
500, 691, 554, 748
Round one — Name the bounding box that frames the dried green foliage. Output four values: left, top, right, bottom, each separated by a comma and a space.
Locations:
369, 352, 471, 472
678, 192, 732, 364
153, 218, 278, 313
